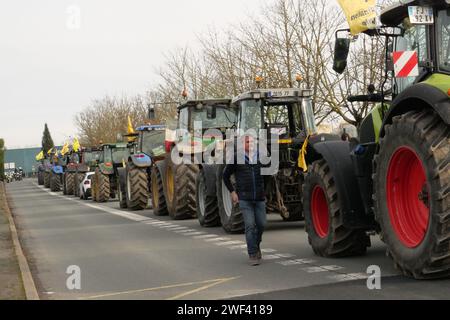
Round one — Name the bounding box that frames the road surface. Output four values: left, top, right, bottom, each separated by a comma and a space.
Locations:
5, 179, 450, 300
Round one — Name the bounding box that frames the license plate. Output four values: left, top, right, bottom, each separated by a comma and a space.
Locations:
408, 6, 434, 25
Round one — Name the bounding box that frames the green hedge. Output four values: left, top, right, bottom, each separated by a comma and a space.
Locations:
0, 138, 4, 180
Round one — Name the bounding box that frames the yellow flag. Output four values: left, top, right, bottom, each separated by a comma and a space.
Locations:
73, 138, 81, 152
61, 142, 70, 156
47, 147, 54, 155
35, 151, 44, 161
337, 0, 377, 35
127, 116, 136, 142
298, 135, 310, 173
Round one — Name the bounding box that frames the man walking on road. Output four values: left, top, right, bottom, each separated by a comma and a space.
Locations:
223, 135, 267, 266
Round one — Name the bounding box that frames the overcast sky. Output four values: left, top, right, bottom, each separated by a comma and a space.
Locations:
0, 0, 263, 149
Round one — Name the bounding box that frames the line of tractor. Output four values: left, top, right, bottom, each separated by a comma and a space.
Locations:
35, 1, 449, 280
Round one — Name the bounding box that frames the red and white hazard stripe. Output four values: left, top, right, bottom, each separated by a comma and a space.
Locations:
393, 51, 419, 78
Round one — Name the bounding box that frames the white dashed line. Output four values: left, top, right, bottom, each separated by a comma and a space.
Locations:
204, 237, 231, 243
229, 244, 248, 250
193, 234, 219, 239
328, 273, 369, 282
303, 265, 344, 273
183, 232, 206, 236
215, 241, 244, 247
277, 259, 317, 266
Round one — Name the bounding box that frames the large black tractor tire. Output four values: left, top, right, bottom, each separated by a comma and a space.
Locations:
37, 172, 44, 186
73, 173, 80, 198
63, 173, 68, 195
374, 110, 450, 279
151, 166, 168, 216
44, 172, 50, 188
96, 171, 110, 203
303, 159, 370, 257
66, 173, 75, 196
196, 169, 220, 227
117, 170, 127, 209
216, 165, 244, 234
165, 158, 199, 220
125, 164, 149, 211
50, 172, 62, 192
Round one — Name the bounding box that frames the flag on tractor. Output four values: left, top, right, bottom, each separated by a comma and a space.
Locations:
337, 0, 377, 35
127, 116, 136, 142
35, 151, 44, 161
298, 135, 310, 173
61, 142, 70, 155
73, 137, 81, 152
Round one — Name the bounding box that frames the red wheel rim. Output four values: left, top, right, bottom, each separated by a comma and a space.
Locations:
386, 147, 430, 248
311, 186, 330, 238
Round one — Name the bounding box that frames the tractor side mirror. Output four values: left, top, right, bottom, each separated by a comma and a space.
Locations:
333, 37, 351, 74
148, 105, 156, 120
207, 105, 217, 120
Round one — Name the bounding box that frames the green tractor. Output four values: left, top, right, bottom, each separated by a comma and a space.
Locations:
151, 99, 237, 220
117, 125, 166, 210
91, 143, 130, 203
302, 0, 450, 279
73, 148, 102, 199
198, 87, 332, 233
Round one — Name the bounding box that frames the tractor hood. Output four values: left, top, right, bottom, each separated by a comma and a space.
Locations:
381, 0, 450, 26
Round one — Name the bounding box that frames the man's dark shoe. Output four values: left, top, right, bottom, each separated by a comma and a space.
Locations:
249, 255, 261, 266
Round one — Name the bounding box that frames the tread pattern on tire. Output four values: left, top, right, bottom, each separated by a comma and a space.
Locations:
44, 172, 50, 188
196, 169, 220, 227
50, 172, 61, 192
66, 173, 75, 195
152, 166, 168, 216
373, 110, 450, 279
166, 159, 199, 220
303, 159, 370, 257
96, 170, 110, 203
126, 164, 149, 211
216, 165, 244, 234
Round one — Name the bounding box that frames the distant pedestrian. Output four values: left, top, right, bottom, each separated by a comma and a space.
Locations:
223, 135, 267, 266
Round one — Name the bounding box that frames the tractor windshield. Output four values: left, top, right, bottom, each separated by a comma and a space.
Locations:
238, 99, 313, 138
141, 130, 166, 157
394, 20, 429, 93
83, 151, 100, 164
437, 9, 450, 73
112, 148, 129, 164
191, 107, 236, 129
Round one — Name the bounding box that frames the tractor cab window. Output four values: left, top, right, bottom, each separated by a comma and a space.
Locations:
141, 131, 165, 157
191, 107, 236, 129
112, 148, 129, 164
178, 108, 189, 131
394, 20, 429, 93
239, 99, 262, 132
437, 9, 450, 73
83, 152, 100, 164
102, 148, 113, 163
263, 104, 292, 139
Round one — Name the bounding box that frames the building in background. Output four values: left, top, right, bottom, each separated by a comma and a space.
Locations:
4, 147, 42, 177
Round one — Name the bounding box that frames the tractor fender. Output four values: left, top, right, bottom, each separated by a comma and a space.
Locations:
200, 165, 218, 197
99, 163, 114, 175
52, 166, 64, 175
311, 141, 370, 229
381, 83, 450, 137
129, 153, 152, 168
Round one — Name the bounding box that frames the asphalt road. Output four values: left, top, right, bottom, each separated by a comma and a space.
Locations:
5, 179, 450, 300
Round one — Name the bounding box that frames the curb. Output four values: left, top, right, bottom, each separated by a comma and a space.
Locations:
1, 182, 40, 300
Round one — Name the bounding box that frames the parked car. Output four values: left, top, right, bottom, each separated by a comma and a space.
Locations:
79, 172, 95, 200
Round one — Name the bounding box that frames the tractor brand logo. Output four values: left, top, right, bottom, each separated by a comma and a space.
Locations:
393, 51, 419, 78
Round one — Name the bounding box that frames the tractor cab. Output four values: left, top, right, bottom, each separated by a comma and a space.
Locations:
99, 143, 129, 168
170, 99, 237, 154
232, 88, 318, 166
135, 125, 166, 159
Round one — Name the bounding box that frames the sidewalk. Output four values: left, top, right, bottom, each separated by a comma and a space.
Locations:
0, 182, 25, 300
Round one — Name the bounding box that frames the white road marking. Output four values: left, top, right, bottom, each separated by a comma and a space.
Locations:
277, 259, 316, 266
229, 244, 248, 250
303, 265, 344, 273
174, 229, 197, 234
328, 273, 369, 282
215, 241, 244, 247
204, 237, 231, 242
193, 234, 219, 239
167, 227, 188, 231
183, 232, 206, 236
